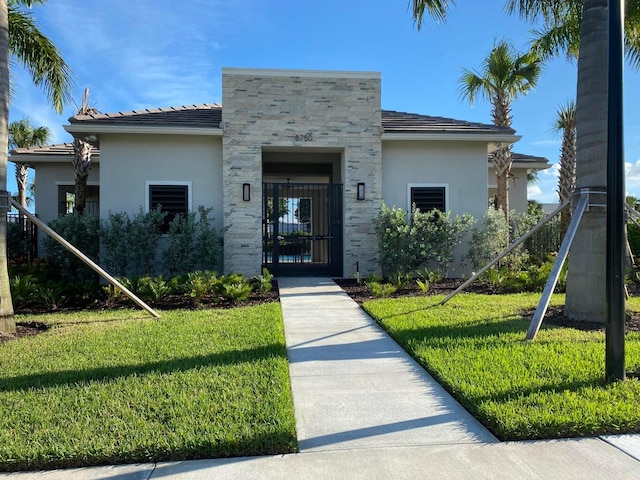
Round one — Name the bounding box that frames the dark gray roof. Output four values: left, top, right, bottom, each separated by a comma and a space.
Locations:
11, 143, 77, 156
381, 110, 515, 135
67, 103, 512, 135
490, 151, 549, 164
68, 104, 222, 128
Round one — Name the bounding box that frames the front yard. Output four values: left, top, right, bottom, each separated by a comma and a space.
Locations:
362, 293, 640, 441
0, 305, 297, 471
4, 284, 640, 471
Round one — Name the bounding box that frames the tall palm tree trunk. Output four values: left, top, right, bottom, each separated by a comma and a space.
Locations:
0, 0, 15, 334
15, 163, 28, 208
72, 137, 92, 215
556, 104, 577, 236
492, 92, 513, 222
492, 145, 512, 219
565, 0, 608, 322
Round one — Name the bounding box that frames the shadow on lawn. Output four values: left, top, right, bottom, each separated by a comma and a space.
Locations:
383, 316, 532, 344
0, 344, 286, 393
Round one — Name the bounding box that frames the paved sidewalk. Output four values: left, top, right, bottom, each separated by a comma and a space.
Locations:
3, 277, 640, 479
278, 276, 496, 451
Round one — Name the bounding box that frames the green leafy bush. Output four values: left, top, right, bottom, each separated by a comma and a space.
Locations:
100, 208, 165, 277
10, 275, 38, 309
186, 271, 217, 307
374, 202, 474, 276
100, 206, 221, 278
416, 279, 430, 294
482, 254, 567, 293
222, 281, 253, 303
44, 214, 100, 282
165, 206, 222, 276
389, 271, 412, 289
252, 268, 274, 293
366, 281, 397, 298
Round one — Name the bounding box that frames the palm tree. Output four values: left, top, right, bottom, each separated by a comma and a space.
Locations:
72, 88, 99, 215
8, 0, 73, 113
1, 0, 73, 333
0, 0, 15, 334
8, 117, 50, 208
459, 40, 541, 222
412, 0, 632, 323
508, 0, 614, 323
508, 0, 640, 70
72, 136, 92, 215
412, 0, 456, 25
553, 101, 576, 236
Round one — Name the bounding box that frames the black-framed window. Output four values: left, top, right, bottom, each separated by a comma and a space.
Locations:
148, 184, 189, 229
410, 186, 446, 213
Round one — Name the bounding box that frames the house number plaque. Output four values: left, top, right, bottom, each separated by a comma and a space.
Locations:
294, 132, 313, 141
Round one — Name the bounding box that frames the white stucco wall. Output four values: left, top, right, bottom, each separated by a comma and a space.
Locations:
382, 140, 488, 219
487, 165, 529, 213
381, 140, 489, 277
98, 134, 223, 231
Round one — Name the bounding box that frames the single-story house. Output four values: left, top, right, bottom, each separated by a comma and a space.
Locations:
10, 68, 549, 278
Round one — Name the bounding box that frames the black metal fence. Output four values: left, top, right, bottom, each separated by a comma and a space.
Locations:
524, 216, 563, 258
6, 213, 38, 264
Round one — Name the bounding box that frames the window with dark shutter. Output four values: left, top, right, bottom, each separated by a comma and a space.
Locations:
410, 186, 446, 212
149, 184, 189, 229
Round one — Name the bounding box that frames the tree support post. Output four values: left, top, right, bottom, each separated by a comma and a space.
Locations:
526, 190, 590, 340
10, 200, 160, 319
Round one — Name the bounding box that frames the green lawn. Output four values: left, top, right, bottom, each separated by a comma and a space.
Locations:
363, 293, 640, 441
0, 305, 297, 471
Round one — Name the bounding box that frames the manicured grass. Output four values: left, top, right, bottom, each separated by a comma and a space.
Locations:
363, 293, 640, 441
0, 305, 297, 471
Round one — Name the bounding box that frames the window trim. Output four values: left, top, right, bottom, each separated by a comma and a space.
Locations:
145, 181, 193, 214
407, 183, 449, 213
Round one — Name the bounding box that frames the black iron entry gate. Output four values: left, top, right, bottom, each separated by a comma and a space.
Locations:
263, 183, 343, 276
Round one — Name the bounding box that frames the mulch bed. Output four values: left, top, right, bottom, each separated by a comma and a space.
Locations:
1, 283, 281, 343
4, 278, 640, 342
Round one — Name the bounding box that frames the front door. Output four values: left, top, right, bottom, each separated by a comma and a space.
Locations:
263, 183, 343, 276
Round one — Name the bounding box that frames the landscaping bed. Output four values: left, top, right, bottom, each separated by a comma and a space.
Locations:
334, 277, 640, 331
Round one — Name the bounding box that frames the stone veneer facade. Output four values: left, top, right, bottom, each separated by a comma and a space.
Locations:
222, 68, 382, 277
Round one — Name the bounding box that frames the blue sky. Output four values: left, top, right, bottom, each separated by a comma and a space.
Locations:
8, 0, 640, 205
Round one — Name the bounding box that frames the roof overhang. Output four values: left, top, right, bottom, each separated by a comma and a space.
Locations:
382, 132, 521, 152
9, 154, 100, 164
64, 124, 224, 136
512, 161, 550, 170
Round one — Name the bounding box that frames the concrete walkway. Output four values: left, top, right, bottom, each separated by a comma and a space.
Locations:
278, 276, 496, 451
3, 277, 640, 479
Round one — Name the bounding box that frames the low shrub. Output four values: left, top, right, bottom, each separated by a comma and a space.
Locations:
44, 214, 100, 282
374, 202, 474, 277
222, 281, 253, 303
366, 281, 397, 298
252, 268, 274, 293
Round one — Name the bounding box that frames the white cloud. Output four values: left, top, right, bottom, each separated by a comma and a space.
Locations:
541, 162, 560, 179
531, 139, 561, 148
625, 160, 640, 196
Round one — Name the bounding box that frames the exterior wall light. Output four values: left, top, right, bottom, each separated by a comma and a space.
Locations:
243, 183, 251, 201
0, 190, 11, 211
357, 183, 365, 201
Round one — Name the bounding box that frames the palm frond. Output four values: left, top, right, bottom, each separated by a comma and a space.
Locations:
411, 0, 456, 29
8, 3, 74, 113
